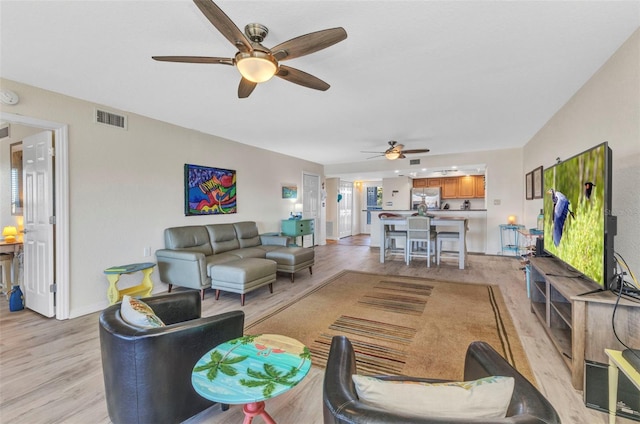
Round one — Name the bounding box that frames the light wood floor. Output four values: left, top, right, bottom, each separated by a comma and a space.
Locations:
0, 236, 630, 424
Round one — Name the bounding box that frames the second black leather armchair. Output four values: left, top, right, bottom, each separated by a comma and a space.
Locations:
323, 336, 561, 424
99, 291, 244, 424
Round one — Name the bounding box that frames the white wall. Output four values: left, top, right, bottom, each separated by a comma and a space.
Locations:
382, 176, 412, 210
523, 29, 640, 278
0, 78, 324, 317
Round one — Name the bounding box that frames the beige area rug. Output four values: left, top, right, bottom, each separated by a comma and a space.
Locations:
246, 270, 534, 383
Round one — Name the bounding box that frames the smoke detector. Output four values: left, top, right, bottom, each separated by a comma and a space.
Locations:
0, 89, 19, 105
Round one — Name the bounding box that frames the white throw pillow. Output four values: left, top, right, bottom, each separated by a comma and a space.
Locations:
352, 374, 514, 419
120, 295, 165, 329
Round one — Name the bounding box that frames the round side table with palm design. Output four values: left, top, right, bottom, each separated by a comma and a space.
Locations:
192, 334, 311, 424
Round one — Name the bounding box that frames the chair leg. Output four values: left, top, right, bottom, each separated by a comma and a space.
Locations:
290, 273, 295, 283
406, 237, 411, 265
215, 289, 221, 300
221, 404, 230, 412
309, 266, 313, 275
201, 289, 205, 300
167, 283, 173, 293
240, 294, 245, 306
268, 283, 273, 293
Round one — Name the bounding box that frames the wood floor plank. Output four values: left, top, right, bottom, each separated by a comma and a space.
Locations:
0, 236, 629, 423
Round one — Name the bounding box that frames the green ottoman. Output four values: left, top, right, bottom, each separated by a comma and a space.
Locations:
266, 247, 315, 282
210, 258, 277, 306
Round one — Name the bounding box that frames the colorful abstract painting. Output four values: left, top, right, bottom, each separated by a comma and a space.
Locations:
184, 164, 237, 216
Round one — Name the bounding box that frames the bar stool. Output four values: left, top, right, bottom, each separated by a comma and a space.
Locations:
0, 254, 12, 296
405, 216, 437, 267
379, 212, 406, 261
436, 224, 468, 267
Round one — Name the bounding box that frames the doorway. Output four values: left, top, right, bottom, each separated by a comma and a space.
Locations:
338, 180, 353, 239
302, 172, 321, 246
0, 112, 70, 319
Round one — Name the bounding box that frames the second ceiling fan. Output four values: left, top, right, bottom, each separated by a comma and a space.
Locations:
152, 0, 347, 98
362, 141, 430, 160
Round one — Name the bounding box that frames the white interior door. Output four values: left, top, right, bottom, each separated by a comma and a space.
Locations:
302, 173, 320, 246
338, 181, 353, 238
23, 131, 55, 317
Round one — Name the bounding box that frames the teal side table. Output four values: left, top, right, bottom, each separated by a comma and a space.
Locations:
281, 219, 315, 247
499, 224, 525, 256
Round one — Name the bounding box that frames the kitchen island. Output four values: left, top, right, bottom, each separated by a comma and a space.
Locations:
370, 209, 487, 253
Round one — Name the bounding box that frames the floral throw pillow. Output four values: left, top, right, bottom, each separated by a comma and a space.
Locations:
120, 295, 165, 329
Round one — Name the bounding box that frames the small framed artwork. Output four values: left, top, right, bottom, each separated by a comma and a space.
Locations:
532, 166, 543, 199
184, 164, 237, 216
282, 184, 297, 199
525, 171, 533, 200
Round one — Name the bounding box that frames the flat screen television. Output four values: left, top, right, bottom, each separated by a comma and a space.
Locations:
542, 142, 616, 291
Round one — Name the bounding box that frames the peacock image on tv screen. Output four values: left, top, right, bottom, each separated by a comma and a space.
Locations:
543, 142, 614, 289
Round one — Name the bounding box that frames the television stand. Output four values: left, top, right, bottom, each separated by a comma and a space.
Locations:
528, 257, 640, 390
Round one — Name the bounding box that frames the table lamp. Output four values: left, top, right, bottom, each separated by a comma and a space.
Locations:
2, 226, 18, 242
507, 215, 517, 225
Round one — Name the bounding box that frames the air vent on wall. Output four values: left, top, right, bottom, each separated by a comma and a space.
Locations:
0, 123, 9, 139
410, 159, 420, 165
95, 108, 127, 130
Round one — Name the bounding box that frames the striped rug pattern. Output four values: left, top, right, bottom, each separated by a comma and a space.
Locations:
309, 279, 432, 373
246, 270, 533, 382
358, 280, 433, 315
310, 332, 409, 374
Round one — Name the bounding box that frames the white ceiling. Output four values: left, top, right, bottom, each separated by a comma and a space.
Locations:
1, 1, 638, 180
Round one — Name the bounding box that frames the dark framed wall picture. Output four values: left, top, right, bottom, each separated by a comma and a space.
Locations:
525, 171, 533, 200
184, 164, 237, 216
532, 166, 544, 199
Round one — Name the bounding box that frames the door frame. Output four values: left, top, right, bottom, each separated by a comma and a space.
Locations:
302, 171, 321, 246
1, 112, 70, 319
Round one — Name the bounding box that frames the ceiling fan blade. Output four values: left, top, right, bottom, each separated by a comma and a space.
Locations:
271, 27, 347, 61
152, 56, 234, 65
366, 154, 384, 159
360, 150, 385, 154
401, 149, 431, 154
276, 65, 330, 91
193, 0, 253, 53
238, 78, 257, 98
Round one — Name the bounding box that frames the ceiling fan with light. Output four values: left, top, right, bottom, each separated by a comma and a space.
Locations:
152, 0, 347, 98
362, 141, 430, 160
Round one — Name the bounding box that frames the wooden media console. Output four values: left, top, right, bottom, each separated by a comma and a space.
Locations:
528, 256, 640, 390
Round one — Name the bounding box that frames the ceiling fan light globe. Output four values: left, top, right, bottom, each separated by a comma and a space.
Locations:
235, 51, 277, 83
385, 151, 400, 160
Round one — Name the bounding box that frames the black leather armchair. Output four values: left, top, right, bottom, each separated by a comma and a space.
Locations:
323, 336, 561, 424
99, 291, 244, 424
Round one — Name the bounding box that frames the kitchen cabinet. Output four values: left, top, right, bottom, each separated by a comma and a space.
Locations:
476, 175, 485, 197
412, 176, 485, 199
413, 178, 427, 187
442, 178, 458, 198
458, 176, 475, 198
